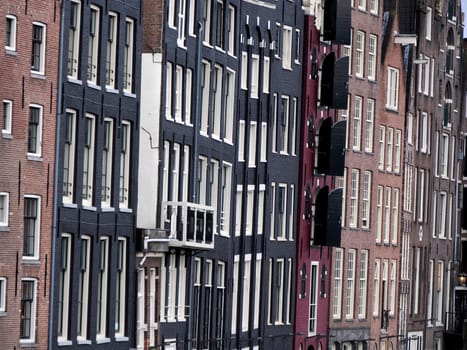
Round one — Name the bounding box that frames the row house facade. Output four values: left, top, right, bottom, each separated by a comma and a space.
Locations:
50, 0, 142, 349
0, 1, 59, 349
293, 0, 349, 350
398, 0, 465, 349
137, 0, 304, 349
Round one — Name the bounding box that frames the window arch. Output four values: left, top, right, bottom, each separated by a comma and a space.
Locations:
446, 28, 454, 75
444, 82, 453, 127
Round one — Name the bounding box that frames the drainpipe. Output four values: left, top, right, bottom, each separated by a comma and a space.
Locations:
186, 20, 203, 350
48, 0, 66, 349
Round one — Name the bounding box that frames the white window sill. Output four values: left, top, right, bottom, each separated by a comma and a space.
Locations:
123, 91, 136, 98
58, 339, 72, 346
27, 154, 43, 162
87, 82, 101, 90
22, 257, 40, 264
63, 202, 78, 208
105, 87, 118, 94
31, 71, 45, 79
82, 205, 97, 211
0, 226, 10, 232
101, 206, 115, 212
2, 131, 12, 138
96, 337, 111, 344
0, 311, 7, 316
77, 339, 92, 345
5, 48, 16, 55
120, 207, 133, 213
67, 77, 82, 85
115, 336, 129, 342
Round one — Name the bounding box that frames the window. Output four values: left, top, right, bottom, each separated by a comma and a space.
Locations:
418, 169, 425, 222
249, 122, 257, 167
389, 260, 396, 316
365, 99, 374, 152
370, 0, 378, 14
275, 259, 285, 324
427, 260, 434, 325
97, 237, 109, 339
373, 259, 380, 316
384, 187, 391, 244
215, 0, 224, 49
378, 126, 385, 171
76, 236, 91, 339
345, 249, 356, 319
392, 188, 399, 244
261, 122, 268, 162
258, 185, 265, 235
282, 26, 292, 69
20, 279, 36, 342
353, 96, 362, 150
358, 250, 368, 318
241, 256, 251, 330
355, 31, 365, 78
23, 196, 40, 259
238, 120, 245, 162
269, 183, 276, 239
251, 54, 259, 98
414, 248, 421, 314
168, 0, 176, 27
0, 277, 5, 312
58, 234, 71, 341
343, 29, 353, 75
212, 65, 222, 137
119, 121, 131, 208
386, 67, 399, 110
101, 119, 113, 207
386, 128, 394, 172
349, 169, 360, 228
223, 69, 235, 142
439, 192, 447, 238
177, 0, 187, 46
31, 23, 46, 74
185, 68, 193, 124
68, 0, 81, 78
421, 112, 428, 153
106, 12, 118, 88
165, 63, 173, 120
2, 100, 12, 135
358, 0, 367, 11
279, 96, 289, 153
232, 257, 239, 330
309, 263, 319, 335
202, 0, 212, 44
123, 18, 134, 93
362, 171, 371, 228
394, 130, 401, 173
87, 6, 100, 84
426, 7, 432, 40
0, 193, 8, 226
200, 60, 210, 134
220, 163, 232, 235
63, 110, 76, 203
28, 105, 42, 156
82, 115, 95, 206
376, 186, 383, 243
216, 261, 226, 347
441, 134, 449, 177
368, 35, 377, 80
436, 261, 444, 324
295, 29, 301, 64
115, 238, 127, 337
277, 184, 287, 239
174, 66, 183, 122
227, 5, 235, 55
333, 249, 343, 318
6, 15, 17, 51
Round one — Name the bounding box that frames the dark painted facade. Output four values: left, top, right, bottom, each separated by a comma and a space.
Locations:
50, 0, 141, 349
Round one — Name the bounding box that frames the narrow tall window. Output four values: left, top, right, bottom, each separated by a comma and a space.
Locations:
241, 257, 251, 330
345, 249, 356, 319
384, 187, 391, 243
386, 128, 394, 172
68, 0, 81, 78
0, 278, 6, 312
368, 34, 377, 80
101, 118, 113, 207
177, 0, 187, 46
119, 121, 131, 208
349, 169, 360, 228
28, 105, 42, 156
373, 259, 380, 316
370, 0, 378, 14
332, 249, 343, 318
215, 0, 224, 49
20, 279, 36, 342
436, 261, 444, 324
203, 0, 212, 44
200, 60, 210, 134
115, 238, 127, 337
427, 260, 434, 325
376, 186, 383, 243
227, 5, 235, 55
106, 12, 118, 88
309, 263, 319, 334
386, 67, 399, 110
87, 6, 100, 84
220, 163, 232, 235
358, 250, 368, 318
0, 193, 8, 227
365, 99, 374, 152
394, 129, 401, 173
392, 188, 399, 244
254, 254, 262, 328
362, 171, 372, 228
215, 261, 225, 348
23, 196, 40, 259
378, 126, 385, 170
425, 7, 432, 40
82, 115, 95, 206
343, 29, 353, 75
3, 100, 12, 135
223, 70, 235, 142
6, 15, 16, 51
31, 23, 46, 74
353, 96, 362, 150
212, 65, 223, 137
58, 234, 71, 342
355, 31, 365, 78
63, 110, 76, 203
282, 26, 293, 69
96, 237, 109, 339
279, 96, 289, 153
389, 260, 396, 316
251, 54, 259, 98
123, 18, 134, 93
275, 259, 285, 323
77, 236, 91, 340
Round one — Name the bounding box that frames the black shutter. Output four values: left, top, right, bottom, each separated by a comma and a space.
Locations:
326, 188, 342, 247
316, 118, 332, 174
328, 120, 347, 176
313, 186, 328, 246
320, 52, 335, 107
323, 0, 351, 45
332, 56, 349, 109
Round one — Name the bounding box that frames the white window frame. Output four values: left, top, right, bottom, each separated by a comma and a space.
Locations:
87, 5, 100, 84
333, 248, 343, 319
31, 22, 46, 74
421, 112, 428, 153
123, 18, 135, 93
200, 60, 210, 134
370, 0, 378, 14
97, 236, 109, 340
378, 126, 385, 171
119, 121, 131, 209
386, 67, 399, 111
177, 0, 187, 47
212, 65, 223, 137
392, 188, 399, 244
82, 114, 95, 207
58, 234, 72, 343
67, 0, 81, 79
0, 277, 6, 312
349, 169, 360, 228
23, 195, 41, 260
115, 237, 128, 337
373, 259, 380, 316
251, 54, 259, 98
394, 129, 401, 173
105, 12, 118, 89
384, 187, 391, 244
358, 250, 368, 318
28, 104, 43, 157
249, 122, 257, 167
263, 56, 270, 94
362, 171, 371, 228
220, 162, 232, 236
436, 260, 444, 325
376, 186, 383, 243
365, 98, 374, 152
389, 260, 396, 316
6, 15, 17, 51
440, 133, 449, 178
63, 110, 76, 204
368, 34, 377, 81
77, 235, 91, 341
242, 255, 251, 330
0, 192, 9, 227
282, 26, 293, 69
353, 96, 362, 151
309, 262, 319, 335
175, 65, 183, 123
345, 249, 356, 319
355, 31, 365, 78
227, 5, 236, 56
427, 259, 434, 326
224, 69, 235, 142
101, 118, 113, 208
426, 7, 432, 40
2, 99, 12, 135
386, 127, 394, 172
20, 279, 37, 343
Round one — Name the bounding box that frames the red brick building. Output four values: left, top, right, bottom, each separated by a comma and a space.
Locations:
0, 1, 59, 348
